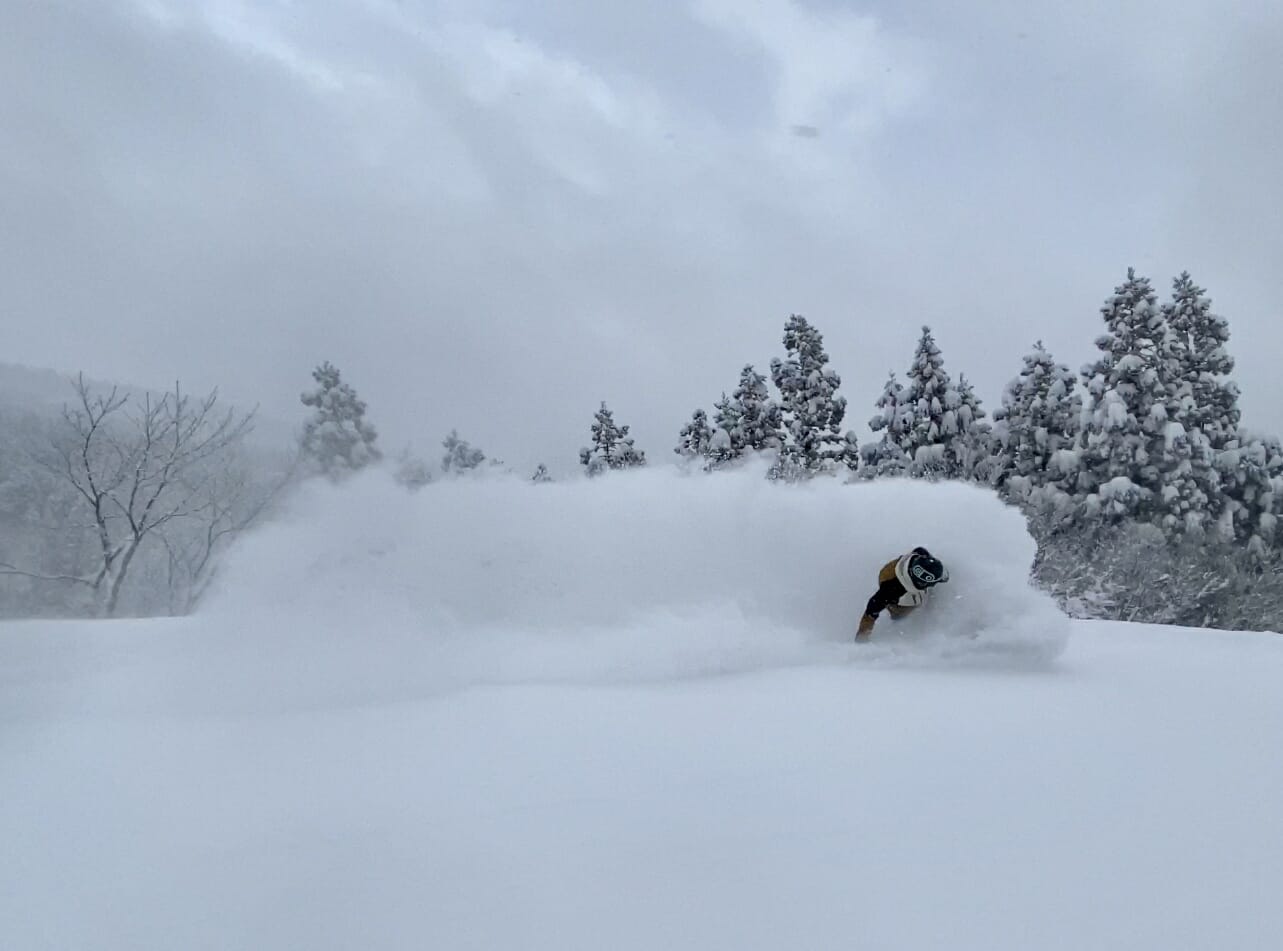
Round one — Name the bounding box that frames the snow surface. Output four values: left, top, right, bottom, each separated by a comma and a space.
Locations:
3, 470, 1281, 950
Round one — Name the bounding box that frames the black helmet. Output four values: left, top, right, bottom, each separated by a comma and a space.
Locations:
908, 547, 948, 587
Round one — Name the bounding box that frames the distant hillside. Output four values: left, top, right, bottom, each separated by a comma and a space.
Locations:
0, 363, 297, 449
0, 363, 109, 409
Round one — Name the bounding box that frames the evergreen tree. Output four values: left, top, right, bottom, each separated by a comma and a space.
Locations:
710, 392, 742, 466
1165, 272, 1239, 446
992, 342, 1083, 506
840, 431, 863, 476
393, 448, 432, 491
1078, 269, 1171, 522
729, 364, 784, 453
863, 372, 911, 478
705, 427, 735, 468
1152, 416, 1205, 536
859, 438, 909, 479
1217, 433, 1283, 553
675, 409, 715, 462
955, 374, 994, 482
899, 326, 959, 479
769, 315, 849, 473
580, 402, 646, 476
299, 361, 381, 479
1161, 273, 1240, 533
441, 430, 485, 474
705, 366, 785, 470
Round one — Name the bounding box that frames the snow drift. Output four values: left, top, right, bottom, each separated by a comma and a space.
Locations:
12, 472, 1283, 951
193, 466, 1066, 709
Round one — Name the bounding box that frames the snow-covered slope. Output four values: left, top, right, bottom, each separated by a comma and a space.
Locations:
2, 472, 1279, 950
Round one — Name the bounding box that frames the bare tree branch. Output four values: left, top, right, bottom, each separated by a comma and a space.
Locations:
0, 563, 97, 589
8, 375, 259, 616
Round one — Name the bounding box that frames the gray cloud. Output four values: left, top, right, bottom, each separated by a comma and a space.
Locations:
2, 0, 1281, 470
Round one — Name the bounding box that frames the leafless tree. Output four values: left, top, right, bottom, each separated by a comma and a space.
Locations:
1, 375, 256, 616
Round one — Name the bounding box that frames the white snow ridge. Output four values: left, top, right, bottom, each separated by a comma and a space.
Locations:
8, 470, 1283, 951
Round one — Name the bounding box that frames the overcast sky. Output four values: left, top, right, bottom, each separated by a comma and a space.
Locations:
3, 0, 1281, 469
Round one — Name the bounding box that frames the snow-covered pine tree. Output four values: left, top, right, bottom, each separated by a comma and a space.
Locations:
1166, 272, 1240, 447
1137, 277, 1206, 536
769, 315, 849, 474
704, 366, 786, 471
840, 431, 862, 477
862, 372, 911, 478
580, 402, 646, 476
1078, 269, 1172, 523
992, 342, 1083, 508
675, 409, 715, 463
299, 361, 381, 479
730, 364, 783, 453
393, 448, 432, 491
1161, 273, 1241, 534
1217, 433, 1283, 553
710, 388, 748, 466
955, 374, 994, 482
898, 326, 961, 479
1151, 412, 1205, 536
860, 438, 909, 479
441, 430, 485, 474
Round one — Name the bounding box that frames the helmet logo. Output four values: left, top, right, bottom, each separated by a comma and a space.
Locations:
911, 564, 936, 584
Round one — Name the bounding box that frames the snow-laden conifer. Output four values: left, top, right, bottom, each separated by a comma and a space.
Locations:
675, 409, 714, 462
899, 326, 959, 479
769, 315, 849, 473
955, 373, 994, 482
862, 372, 911, 478
1158, 273, 1239, 533
730, 364, 783, 453
393, 448, 432, 491
441, 430, 485, 474
1078, 269, 1170, 522
299, 362, 381, 479
580, 402, 646, 475
1218, 433, 1283, 553
992, 342, 1082, 507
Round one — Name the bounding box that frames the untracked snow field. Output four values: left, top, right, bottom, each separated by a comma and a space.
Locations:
3, 471, 1281, 950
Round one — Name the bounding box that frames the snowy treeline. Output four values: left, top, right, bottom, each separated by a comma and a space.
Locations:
992, 271, 1283, 630
993, 270, 1258, 542
675, 316, 856, 477
673, 316, 990, 482
4, 267, 1280, 631
662, 272, 1283, 631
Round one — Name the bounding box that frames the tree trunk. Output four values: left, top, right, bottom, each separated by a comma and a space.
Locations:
105, 538, 143, 618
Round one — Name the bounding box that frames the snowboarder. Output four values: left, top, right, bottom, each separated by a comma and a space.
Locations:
856, 547, 949, 642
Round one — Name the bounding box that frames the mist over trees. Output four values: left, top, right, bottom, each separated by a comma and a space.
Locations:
0, 375, 286, 617
441, 430, 485, 475
651, 272, 1283, 631
2, 267, 1279, 631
